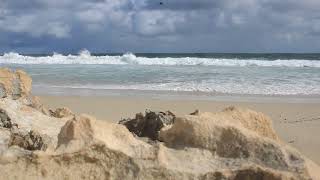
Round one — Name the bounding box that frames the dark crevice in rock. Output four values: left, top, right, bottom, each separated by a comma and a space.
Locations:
119, 110, 175, 141
234, 168, 283, 180
49, 107, 74, 118
0, 109, 15, 128
9, 130, 48, 151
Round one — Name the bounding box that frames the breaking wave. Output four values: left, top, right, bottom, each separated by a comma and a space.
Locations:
1, 50, 320, 67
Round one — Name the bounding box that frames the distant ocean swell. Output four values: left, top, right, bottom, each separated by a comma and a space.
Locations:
1, 50, 320, 67
2, 50, 320, 96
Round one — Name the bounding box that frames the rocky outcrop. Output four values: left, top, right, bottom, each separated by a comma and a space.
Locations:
0, 68, 50, 115
50, 107, 74, 118
9, 130, 48, 151
0, 68, 32, 99
0, 68, 319, 180
0, 109, 14, 128
119, 110, 175, 140
159, 108, 303, 174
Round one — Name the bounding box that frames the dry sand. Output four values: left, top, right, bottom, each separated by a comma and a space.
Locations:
40, 95, 320, 164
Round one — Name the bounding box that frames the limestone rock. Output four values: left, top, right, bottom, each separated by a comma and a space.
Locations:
0, 68, 319, 180
15, 70, 32, 97
9, 130, 48, 151
0, 83, 6, 98
159, 107, 315, 178
0, 109, 13, 128
21, 95, 50, 115
0, 68, 32, 99
119, 110, 175, 140
190, 109, 200, 115
0, 99, 319, 179
0, 98, 69, 152
50, 107, 74, 118
57, 115, 95, 152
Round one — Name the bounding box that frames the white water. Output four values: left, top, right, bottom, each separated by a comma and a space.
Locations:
2, 50, 320, 96
1, 51, 320, 67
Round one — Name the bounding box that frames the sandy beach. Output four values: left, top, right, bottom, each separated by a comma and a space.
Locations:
40, 95, 320, 164
1, 68, 320, 179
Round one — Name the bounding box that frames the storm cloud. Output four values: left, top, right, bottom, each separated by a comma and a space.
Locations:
0, 0, 319, 53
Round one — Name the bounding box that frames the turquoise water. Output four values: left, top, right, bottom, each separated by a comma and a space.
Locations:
1, 52, 320, 96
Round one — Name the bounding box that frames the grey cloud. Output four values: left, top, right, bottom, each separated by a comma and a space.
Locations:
0, 0, 320, 53
141, 0, 223, 10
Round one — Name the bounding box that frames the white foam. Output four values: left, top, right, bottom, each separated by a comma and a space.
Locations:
1, 51, 320, 67
33, 80, 320, 96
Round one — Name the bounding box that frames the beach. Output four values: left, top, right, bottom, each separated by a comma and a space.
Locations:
1, 67, 319, 179
40, 95, 320, 164
2, 0, 320, 178
1, 52, 320, 178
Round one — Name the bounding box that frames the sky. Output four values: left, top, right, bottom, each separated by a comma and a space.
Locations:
0, 0, 320, 53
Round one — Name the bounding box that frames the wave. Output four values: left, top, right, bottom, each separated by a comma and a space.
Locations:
33, 82, 320, 96
1, 51, 320, 67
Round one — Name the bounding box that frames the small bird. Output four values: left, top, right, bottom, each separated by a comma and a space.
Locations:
159, 2, 163, 5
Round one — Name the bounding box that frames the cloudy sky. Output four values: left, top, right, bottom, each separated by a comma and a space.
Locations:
0, 0, 320, 53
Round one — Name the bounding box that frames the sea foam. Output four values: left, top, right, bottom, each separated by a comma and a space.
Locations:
1, 51, 320, 67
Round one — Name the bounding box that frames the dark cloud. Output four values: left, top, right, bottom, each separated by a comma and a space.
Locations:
0, 0, 320, 53
141, 0, 223, 10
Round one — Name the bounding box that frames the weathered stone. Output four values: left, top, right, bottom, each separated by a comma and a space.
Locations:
50, 107, 74, 118
0, 68, 319, 180
0, 83, 6, 98
9, 130, 48, 151
57, 115, 95, 150
190, 109, 200, 115
0, 68, 32, 99
16, 70, 32, 97
119, 110, 175, 140
0, 109, 13, 128
18, 95, 51, 116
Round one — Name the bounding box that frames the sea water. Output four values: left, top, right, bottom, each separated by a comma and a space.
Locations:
1, 50, 320, 97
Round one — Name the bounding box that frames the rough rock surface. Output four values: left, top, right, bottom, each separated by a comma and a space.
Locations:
50, 107, 74, 118
119, 110, 175, 140
9, 130, 48, 151
0, 68, 32, 99
0, 109, 14, 128
0, 68, 319, 180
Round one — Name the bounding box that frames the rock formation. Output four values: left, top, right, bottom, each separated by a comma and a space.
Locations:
0, 68, 319, 180
119, 110, 175, 140
0, 68, 32, 99
50, 107, 74, 118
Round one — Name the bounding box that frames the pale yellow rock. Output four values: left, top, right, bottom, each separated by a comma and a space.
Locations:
15, 69, 32, 97
50, 107, 74, 118
0, 68, 32, 99
0, 68, 15, 98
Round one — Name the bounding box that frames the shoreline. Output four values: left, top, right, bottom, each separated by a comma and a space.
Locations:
1, 67, 319, 179
32, 87, 320, 103
39, 94, 320, 164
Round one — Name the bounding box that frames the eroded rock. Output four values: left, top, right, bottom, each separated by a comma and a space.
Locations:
159, 107, 308, 172
190, 109, 200, 115
0, 109, 13, 128
57, 115, 95, 151
119, 110, 175, 140
0, 68, 319, 180
0, 83, 6, 98
50, 107, 74, 118
0, 68, 32, 99
9, 130, 48, 151
21, 95, 50, 115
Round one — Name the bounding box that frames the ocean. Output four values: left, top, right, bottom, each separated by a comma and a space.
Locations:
1, 50, 320, 97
